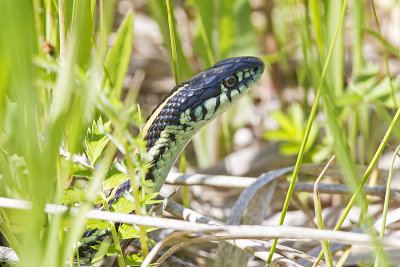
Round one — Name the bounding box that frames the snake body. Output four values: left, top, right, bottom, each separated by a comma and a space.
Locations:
81, 57, 264, 259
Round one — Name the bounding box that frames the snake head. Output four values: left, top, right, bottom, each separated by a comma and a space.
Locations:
177, 56, 265, 124
144, 57, 265, 146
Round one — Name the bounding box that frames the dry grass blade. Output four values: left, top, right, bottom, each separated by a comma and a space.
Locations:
160, 197, 286, 263
313, 155, 336, 267
215, 167, 287, 266
142, 231, 193, 266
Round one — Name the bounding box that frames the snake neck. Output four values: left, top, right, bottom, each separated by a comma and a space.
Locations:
143, 120, 201, 192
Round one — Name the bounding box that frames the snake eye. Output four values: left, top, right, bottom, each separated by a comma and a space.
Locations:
223, 74, 238, 88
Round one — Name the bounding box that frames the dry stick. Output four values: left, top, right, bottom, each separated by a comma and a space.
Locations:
165, 173, 400, 201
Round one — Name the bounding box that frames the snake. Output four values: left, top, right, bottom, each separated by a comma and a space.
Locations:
110, 56, 264, 205
80, 56, 264, 259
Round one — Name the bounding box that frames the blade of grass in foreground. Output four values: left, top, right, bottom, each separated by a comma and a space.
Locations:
374, 145, 399, 266
267, 0, 349, 263
0, 2, 43, 266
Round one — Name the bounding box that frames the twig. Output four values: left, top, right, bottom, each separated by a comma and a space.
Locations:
165, 172, 400, 201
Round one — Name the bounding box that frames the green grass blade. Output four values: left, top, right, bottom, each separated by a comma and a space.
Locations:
147, 0, 192, 81
99, 0, 116, 58
371, 0, 398, 108
166, 0, 179, 84
267, 0, 349, 262
363, 28, 400, 56
351, 0, 365, 75
71, 0, 95, 67
309, 0, 324, 57
105, 11, 134, 100
326, 0, 344, 96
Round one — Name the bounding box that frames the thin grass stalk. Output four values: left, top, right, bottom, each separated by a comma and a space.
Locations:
165, 0, 189, 209
333, 246, 351, 267
309, 0, 324, 57
165, 0, 179, 84
125, 158, 150, 258
326, 0, 344, 96
75, 246, 80, 267
58, 0, 66, 58
121, 100, 150, 258
180, 150, 189, 208
92, 36, 114, 87
363, 28, 400, 56
351, 0, 365, 75
45, 0, 52, 42
198, 16, 216, 65
374, 145, 400, 266
103, 199, 126, 267
371, 0, 398, 108
33, 0, 44, 43
267, 0, 349, 263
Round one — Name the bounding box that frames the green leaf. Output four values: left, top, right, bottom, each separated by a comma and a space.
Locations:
103, 172, 129, 190
86, 219, 112, 230
70, 159, 93, 177
125, 253, 144, 266
112, 197, 135, 213
143, 191, 162, 205
85, 117, 110, 166
63, 189, 86, 204
105, 11, 134, 100
118, 224, 157, 239
264, 103, 320, 157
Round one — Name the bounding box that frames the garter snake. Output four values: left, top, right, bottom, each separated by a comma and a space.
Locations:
111, 56, 264, 204
81, 56, 264, 258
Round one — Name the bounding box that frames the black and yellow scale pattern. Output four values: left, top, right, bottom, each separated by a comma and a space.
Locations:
111, 56, 264, 204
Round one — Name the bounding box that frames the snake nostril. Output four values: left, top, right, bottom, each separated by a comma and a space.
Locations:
253, 66, 259, 73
